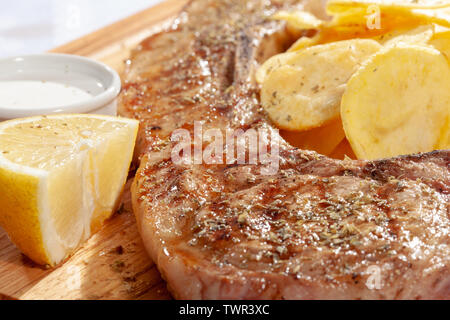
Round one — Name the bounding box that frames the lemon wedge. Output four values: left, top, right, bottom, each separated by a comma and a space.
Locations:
0, 114, 138, 266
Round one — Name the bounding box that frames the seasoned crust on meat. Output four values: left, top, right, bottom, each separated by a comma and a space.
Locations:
119, 0, 450, 300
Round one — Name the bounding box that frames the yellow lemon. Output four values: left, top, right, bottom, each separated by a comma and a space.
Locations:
0, 114, 138, 266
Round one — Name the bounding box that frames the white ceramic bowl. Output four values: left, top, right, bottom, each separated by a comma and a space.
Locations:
0, 53, 121, 121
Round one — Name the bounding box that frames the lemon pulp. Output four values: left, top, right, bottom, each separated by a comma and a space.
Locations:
0, 114, 138, 266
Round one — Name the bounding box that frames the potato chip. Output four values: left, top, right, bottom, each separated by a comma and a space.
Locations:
272, 10, 324, 30
440, 124, 450, 149
256, 51, 298, 84
287, 34, 321, 52
327, 0, 450, 14
410, 7, 450, 27
288, 25, 382, 52
286, 2, 444, 52
433, 23, 450, 34
379, 24, 435, 46
261, 39, 381, 131
341, 45, 450, 160
323, 11, 425, 43
319, 23, 394, 42
429, 25, 450, 58
281, 118, 346, 156
430, 28, 450, 149
327, 1, 450, 31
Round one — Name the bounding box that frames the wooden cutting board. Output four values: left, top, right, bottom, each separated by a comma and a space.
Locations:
0, 0, 188, 300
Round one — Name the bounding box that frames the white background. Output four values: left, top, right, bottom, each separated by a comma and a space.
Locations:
0, 0, 164, 58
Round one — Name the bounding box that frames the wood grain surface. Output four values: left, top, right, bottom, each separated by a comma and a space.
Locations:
0, 0, 189, 300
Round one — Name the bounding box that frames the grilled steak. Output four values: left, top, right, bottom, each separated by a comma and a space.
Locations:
118, 0, 450, 299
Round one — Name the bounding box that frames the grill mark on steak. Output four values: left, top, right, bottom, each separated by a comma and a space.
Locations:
119, 0, 450, 299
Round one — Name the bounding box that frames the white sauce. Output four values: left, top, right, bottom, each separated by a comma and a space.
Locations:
0, 81, 93, 110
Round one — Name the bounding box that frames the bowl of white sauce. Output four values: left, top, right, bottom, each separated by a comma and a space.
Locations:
0, 54, 121, 121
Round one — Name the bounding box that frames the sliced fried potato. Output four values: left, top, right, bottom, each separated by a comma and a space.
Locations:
327, 0, 450, 14
327, 1, 450, 33
433, 23, 450, 34
333, 10, 420, 27
284, 7, 411, 49
332, 6, 450, 29
256, 51, 298, 84
281, 118, 346, 156
410, 7, 450, 28
287, 24, 387, 52
261, 39, 381, 131
288, 25, 382, 53
440, 122, 450, 149
287, 34, 321, 52
429, 23, 450, 58
379, 24, 435, 46
285, 3, 441, 52
430, 35, 450, 150
320, 13, 425, 45
272, 10, 324, 30
341, 45, 450, 160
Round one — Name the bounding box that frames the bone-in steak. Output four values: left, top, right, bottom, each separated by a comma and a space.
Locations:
118, 0, 449, 299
